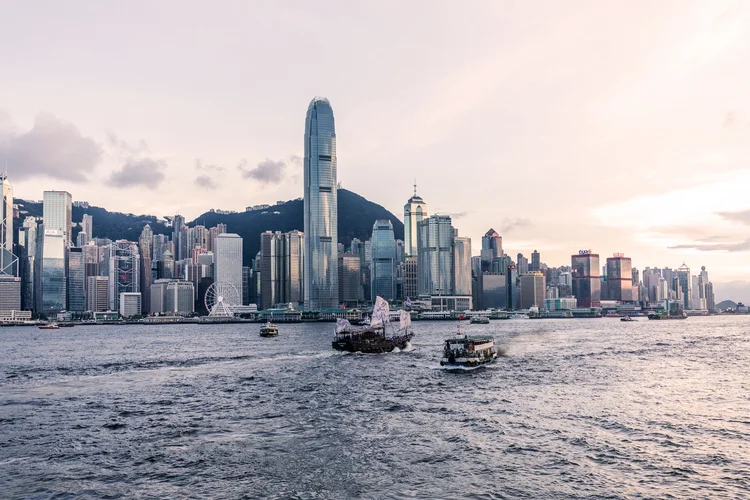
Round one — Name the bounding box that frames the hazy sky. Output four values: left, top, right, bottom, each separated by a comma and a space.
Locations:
2, 1, 750, 293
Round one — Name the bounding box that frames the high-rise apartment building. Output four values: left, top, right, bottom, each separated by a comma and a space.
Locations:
304, 97, 338, 310
214, 233, 243, 302
404, 186, 428, 258
453, 235, 472, 296
370, 220, 397, 301
0, 173, 17, 277
417, 215, 454, 296
606, 253, 633, 302
571, 251, 601, 308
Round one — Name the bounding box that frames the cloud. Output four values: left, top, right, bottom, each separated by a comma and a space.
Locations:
668, 238, 750, 252
718, 210, 750, 225
195, 159, 225, 172
723, 111, 736, 127
107, 157, 166, 189
446, 211, 468, 219
0, 112, 103, 182
195, 174, 217, 190
238, 158, 286, 184
500, 217, 533, 234
106, 132, 149, 156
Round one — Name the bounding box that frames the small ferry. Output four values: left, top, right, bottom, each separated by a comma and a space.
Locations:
259, 323, 279, 337
620, 316, 635, 322
440, 324, 498, 370
469, 316, 490, 324
38, 323, 60, 330
58, 322, 75, 328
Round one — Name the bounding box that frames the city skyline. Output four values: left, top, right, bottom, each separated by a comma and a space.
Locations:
2, 2, 750, 286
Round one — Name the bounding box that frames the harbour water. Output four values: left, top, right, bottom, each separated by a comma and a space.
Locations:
0, 317, 748, 498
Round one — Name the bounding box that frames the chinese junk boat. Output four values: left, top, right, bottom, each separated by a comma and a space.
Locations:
260, 322, 279, 337
440, 324, 498, 370
332, 296, 413, 353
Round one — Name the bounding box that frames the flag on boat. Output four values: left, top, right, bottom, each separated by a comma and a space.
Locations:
399, 309, 412, 330
405, 297, 412, 308
335, 318, 351, 334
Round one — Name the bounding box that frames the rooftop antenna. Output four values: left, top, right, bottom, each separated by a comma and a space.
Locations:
413, 178, 417, 196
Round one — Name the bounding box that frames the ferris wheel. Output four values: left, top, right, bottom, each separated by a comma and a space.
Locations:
205, 282, 241, 317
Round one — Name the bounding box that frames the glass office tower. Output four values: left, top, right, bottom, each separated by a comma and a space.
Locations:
304, 97, 338, 310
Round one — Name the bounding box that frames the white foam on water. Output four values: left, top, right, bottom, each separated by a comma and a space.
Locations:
391, 347, 401, 353
402, 342, 416, 352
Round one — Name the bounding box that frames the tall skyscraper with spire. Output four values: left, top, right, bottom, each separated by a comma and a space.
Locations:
304, 97, 338, 310
404, 182, 428, 258
0, 172, 17, 276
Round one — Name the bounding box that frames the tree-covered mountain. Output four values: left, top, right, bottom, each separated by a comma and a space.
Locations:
15, 189, 404, 266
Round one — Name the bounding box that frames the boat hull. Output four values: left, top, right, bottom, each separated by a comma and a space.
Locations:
440, 354, 497, 369
332, 333, 413, 353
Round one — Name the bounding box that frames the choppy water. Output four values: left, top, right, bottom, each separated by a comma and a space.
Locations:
1, 317, 748, 499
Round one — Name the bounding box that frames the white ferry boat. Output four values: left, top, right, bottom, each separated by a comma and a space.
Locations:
440, 333, 498, 370
259, 322, 279, 337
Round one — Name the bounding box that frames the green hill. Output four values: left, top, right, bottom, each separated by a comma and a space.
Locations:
15, 189, 404, 266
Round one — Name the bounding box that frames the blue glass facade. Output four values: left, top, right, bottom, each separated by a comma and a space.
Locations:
67, 247, 85, 312
41, 231, 67, 315
304, 97, 338, 310
370, 220, 396, 301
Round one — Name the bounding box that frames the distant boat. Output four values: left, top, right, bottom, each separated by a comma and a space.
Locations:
58, 322, 75, 328
469, 316, 490, 324
259, 323, 279, 337
38, 323, 59, 330
620, 316, 635, 322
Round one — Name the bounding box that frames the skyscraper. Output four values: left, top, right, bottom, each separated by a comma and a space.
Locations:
676, 263, 692, 310
40, 229, 67, 315
260, 231, 283, 310
18, 218, 38, 310
571, 251, 601, 308
606, 253, 633, 302
304, 97, 338, 310
370, 220, 397, 301
108, 240, 140, 312
530, 250, 541, 272
417, 215, 454, 296
480, 229, 502, 272
214, 233, 243, 301
1, 173, 15, 273
338, 253, 362, 305
404, 185, 428, 258
86, 276, 109, 312
173, 215, 187, 262
43, 191, 73, 245
453, 235, 472, 296
516, 253, 529, 275
519, 272, 546, 309
67, 247, 85, 312
139, 225, 153, 313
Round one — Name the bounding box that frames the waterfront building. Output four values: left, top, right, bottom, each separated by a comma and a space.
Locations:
519, 272, 546, 309
370, 220, 397, 301
404, 185, 428, 258
18, 219, 38, 311
139, 225, 153, 313
0, 275, 21, 312
214, 233, 243, 301
284, 230, 304, 306
400, 257, 418, 301
606, 253, 633, 302
40, 229, 67, 315
108, 241, 140, 313
303, 97, 338, 310
242, 266, 253, 306
43, 191, 72, 245
338, 253, 361, 306
453, 235, 472, 296
1, 173, 13, 255
545, 297, 577, 311
417, 215, 454, 296
119, 292, 142, 317
67, 247, 85, 312
571, 252, 601, 308
481, 272, 507, 310
86, 276, 109, 312
259, 230, 304, 309
166, 280, 195, 315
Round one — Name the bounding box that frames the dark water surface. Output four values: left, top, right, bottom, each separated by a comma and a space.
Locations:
1, 317, 748, 499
